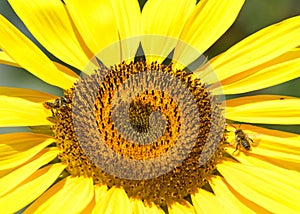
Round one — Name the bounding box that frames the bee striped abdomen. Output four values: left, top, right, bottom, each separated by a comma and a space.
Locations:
241, 140, 250, 150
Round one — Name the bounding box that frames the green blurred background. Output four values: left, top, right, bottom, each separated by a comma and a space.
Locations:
0, 0, 299, 134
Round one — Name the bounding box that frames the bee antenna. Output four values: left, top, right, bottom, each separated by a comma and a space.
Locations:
229, 124, 237, 130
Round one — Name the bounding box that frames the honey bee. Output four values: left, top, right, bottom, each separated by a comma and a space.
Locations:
230, 124, 254, 154
43, 97, 70, 114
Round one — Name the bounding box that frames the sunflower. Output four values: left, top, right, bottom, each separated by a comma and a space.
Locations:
1, 0, 300, 213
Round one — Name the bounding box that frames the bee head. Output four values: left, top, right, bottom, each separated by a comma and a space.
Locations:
43, 102, 51, 109
235, 129, 243, 135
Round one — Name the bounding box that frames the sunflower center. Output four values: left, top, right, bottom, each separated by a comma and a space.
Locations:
49, 61, 226, 206
129, 101, 153, 133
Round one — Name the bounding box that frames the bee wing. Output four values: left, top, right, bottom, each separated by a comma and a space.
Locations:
246, 133, 262, 146
246, 132, 261, 139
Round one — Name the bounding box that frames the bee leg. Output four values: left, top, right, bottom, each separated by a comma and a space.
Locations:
232, 143, 239, 154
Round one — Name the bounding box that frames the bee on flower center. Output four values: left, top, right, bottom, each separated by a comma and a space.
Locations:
43, 97, 70, 114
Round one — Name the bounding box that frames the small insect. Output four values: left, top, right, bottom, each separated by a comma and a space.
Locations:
43, 97, 70, 114
230, 124, 254, 154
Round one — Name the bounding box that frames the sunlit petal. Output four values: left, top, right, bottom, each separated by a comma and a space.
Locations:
0, 96, 52, 126
24, 176, 93, 214
0, 148, 59, 197
191, 188, 225, 213
0, 163, 66, 214
209, 16, 300, 81
92, 187, 132, 214
168, 200, 196, 214
8, 0, 90, 70
0, 133, 54, 170
210, 176, 269, 213
131, 199, 164, 214
141, 0, 194, 62
0, 15, 74, 89
110, 0, 141, 62
81, 185, 108, 214
0, 87, 56, 102
221, 48, 300, 94
64, 0, 120, 66
218, 161, 300, 213
174, 0, 245, 66
226, 98, 300, 124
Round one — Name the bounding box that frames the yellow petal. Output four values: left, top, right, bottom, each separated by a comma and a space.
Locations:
0, 163, 66, 214
0, 95, 52, 126
227, 123, 300, 138
228, 142, 300, 172
92, 186, 132, 214
82, 184, 108, 214
221, 48, 300, 89
168, 201, 196, 214
54, 62, 79, 79
25, 176, 93, 214
259, 158, 300, 172
131, 199, 164, 214
64, 0, 119, 55
0, 51, 78, 82
226, 95, 295, 107
191, 188, 225, 213
0, 148, 59, 197
174, 0, 245, 66
0, 50, 78, 80
221, 48, 300, 94
8, 0, 90, 70
210, 176, 266, 213
210, 15, 300, 81
109, 0, 141, 62
0, 50, 18, 67
94, 184, 108, 199
242, 146, 300, 171
0, 168, 15, 178
0, 132, 54, 170
142, 0, 194, 37
0, 15, 74, 89
218, 161, 300, 213
226, 98, 300, 124
0, 87, 56, 102
141, 0, 194, 63
110, 0, 141, 38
